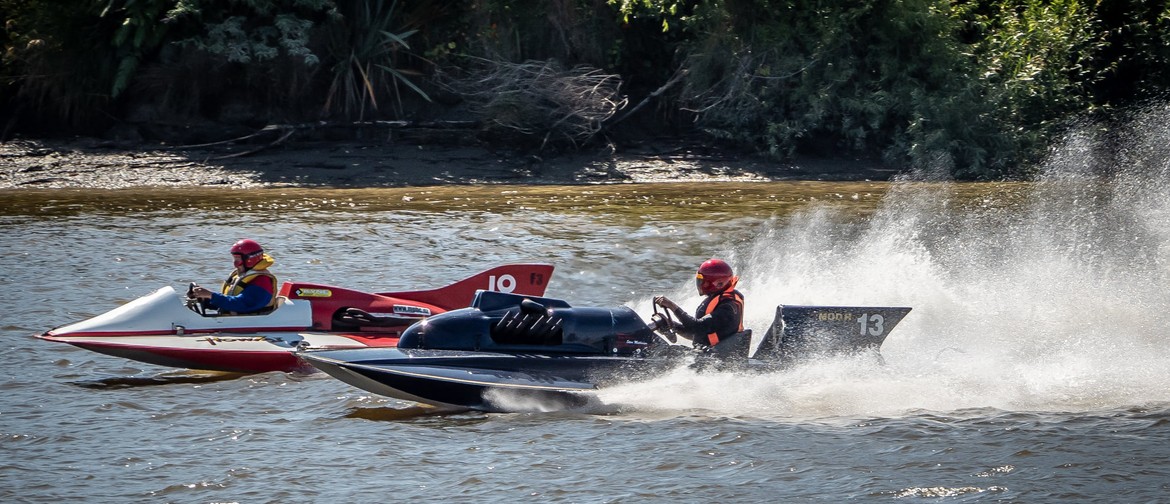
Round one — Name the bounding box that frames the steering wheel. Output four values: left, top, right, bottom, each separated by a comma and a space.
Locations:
185, 282, 207, 316
650, 303, 679, 344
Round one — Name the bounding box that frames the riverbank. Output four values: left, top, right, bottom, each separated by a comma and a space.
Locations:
0, 136, 901, 190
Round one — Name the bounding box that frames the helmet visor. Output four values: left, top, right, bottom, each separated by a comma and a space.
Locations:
233, 251, 261, 268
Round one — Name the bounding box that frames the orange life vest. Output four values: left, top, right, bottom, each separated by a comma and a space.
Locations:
700, 289, 744, 345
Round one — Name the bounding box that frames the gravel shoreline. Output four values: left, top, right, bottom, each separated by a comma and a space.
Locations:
0, 137, 900, 190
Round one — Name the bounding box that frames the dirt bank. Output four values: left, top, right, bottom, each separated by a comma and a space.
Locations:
0, 136, 901, 190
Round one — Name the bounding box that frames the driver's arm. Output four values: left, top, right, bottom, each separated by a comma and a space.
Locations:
207, 279, 274, 313
672, 300, 740, 343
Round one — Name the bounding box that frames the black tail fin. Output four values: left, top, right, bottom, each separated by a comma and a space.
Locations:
752, 305, 911, 366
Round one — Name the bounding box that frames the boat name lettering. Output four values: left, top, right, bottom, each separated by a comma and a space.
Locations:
203, 336, 268, 343
817, 312, 855, 322
393, 305, 431, 316
295, 288, 332, 298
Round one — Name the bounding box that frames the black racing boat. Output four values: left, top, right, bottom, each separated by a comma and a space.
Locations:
299, 290, 911, 412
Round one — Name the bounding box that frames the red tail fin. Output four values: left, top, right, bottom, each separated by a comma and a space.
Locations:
380, 264, 555, 311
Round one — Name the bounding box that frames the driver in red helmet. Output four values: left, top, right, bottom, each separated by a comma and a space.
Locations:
190, 239, 279, 314
653, 258, 745, 348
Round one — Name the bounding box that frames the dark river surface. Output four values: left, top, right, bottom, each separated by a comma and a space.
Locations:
3, 172, 1170, 501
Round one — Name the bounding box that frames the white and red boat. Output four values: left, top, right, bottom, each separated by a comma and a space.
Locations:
37, 264, 554, 373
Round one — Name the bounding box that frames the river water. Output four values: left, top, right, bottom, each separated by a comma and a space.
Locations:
4, 132, 1170, 501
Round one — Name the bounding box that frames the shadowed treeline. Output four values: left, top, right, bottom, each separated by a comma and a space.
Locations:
2, 0, 1168, 179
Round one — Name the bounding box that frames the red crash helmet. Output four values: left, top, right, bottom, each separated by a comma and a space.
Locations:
696, 258, 734, 295
230, 239, 265, 269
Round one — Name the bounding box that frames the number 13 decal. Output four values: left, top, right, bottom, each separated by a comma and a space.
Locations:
856, 313, 886, 336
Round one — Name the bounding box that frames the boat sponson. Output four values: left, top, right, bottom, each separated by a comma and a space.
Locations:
753, 305, 912, 364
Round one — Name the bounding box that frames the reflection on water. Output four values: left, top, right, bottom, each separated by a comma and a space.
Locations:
342, 405, 473, 421
0, 181, 989, 220
72, 370, 254, 389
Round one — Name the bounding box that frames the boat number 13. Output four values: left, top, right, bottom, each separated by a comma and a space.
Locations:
488, 274, 517, 293
857, 313, 886, 336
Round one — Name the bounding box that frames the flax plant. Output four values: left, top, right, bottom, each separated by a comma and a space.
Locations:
323, 0, 431, 121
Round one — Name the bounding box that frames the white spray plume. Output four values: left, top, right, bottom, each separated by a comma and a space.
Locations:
610, 105, 1170, 419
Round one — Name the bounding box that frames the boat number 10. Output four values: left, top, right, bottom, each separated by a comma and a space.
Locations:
857, 313, 886, 336
488, 274, 517, 293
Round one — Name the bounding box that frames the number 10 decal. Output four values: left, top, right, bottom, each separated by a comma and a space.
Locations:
857, 313, 886, 336
488, 274, 516, 293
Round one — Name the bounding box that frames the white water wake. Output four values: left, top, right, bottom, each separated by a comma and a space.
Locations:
604, 105, 1170, 418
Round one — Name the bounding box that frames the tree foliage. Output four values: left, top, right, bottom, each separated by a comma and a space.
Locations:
675, 0, 996, 172
3, 0, 1170, 178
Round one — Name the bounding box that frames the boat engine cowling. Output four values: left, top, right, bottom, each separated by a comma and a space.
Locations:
397, 290, 656, 354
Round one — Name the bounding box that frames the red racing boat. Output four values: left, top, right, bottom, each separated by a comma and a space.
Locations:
37, 264, 554, 373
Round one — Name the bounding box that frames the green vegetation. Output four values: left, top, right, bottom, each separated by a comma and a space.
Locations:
2, 0, 1168, 179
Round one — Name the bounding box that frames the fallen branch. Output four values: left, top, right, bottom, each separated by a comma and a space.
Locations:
438, 58, 627, 148
605, 67, 687, 129
169, 124, 288, 149
206, 127, 297, 160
